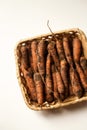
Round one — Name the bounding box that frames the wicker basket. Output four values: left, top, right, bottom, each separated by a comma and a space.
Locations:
14, 28, 87, 111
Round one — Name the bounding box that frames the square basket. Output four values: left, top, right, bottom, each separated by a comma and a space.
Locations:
15, 28, 87, 110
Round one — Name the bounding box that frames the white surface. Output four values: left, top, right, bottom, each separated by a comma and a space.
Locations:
0, 0, 87, 130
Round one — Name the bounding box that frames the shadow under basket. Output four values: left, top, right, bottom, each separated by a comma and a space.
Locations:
14, 28, 87, 111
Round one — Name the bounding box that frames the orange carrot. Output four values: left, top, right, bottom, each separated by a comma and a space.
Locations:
69, 83, 74, 96
47, 41, 60, 69
73, 37, 82, 63
76, 63, 87, 92
63, 37, 73, 66
31, 40, 38, 72
56, 69, 65, 101
45, 54, 53, 102
47, 21, 66, 61
60, 60, 69, 98
46, 53, 52, 75
51, 65, 59, 100
21, 46, 29, 69
80, 56, 87, 77
56, 39, 65, 61
37, 39, 47, 80
69, 67, 83, 98
27, 44, 33, 70
21, 66, 37, 101
34, 73, 44, 105
45, 76, 54, 102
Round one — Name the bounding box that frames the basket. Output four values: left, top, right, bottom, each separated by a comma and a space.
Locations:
14, 28, 87, 110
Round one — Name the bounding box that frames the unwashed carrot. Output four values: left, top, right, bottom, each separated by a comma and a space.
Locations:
21, 66, 37, 101
47, 41, 60, 70
56, 39, 65, 61
69, 83, 74, 96
45, 76, 54, 102
37, 39, 47, 80
69, 67, 83, 98
27, 44, 33, 70
45, 54, 53, 102
31, 40, 38, 72
60, 60, 69, 98
63, 37, 73, 67
46, 53, 52, 75
76, 63, 87, 92
34, 73, 44, 105
21, 46, 29, 69
73, 37, 82, 63
80, 56, 87, 77
56, 69, 65, 101
51, 65, 59, 100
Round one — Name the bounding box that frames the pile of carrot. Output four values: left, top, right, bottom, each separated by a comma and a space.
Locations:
20, 32, 87, 105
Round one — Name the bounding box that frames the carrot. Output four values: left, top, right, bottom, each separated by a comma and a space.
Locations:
69, 83, 74, 96
45, 54, 53, 102
56, 69, 65, 101
34, 73, 44, 105
31, 40, 38, 72
69, 67, 83, 98
37, 39, 47, 80
73, 37, 82, 63
21, 66, 37, 101
45, 76, 54, 102
27, 44, 33, 70
47, 41, 60, 70
60, 60, 69, 98
80, 56, 87, 77
21, 46, 29, 69
63, 37, 73, 66
47, 21, 66, 61
76, 63, 87, 92
46, 53, 52, 75
51, 65, 59, 100
56, 39, 65, 61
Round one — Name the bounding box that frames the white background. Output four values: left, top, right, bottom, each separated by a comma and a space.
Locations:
0, 0, 87, 130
